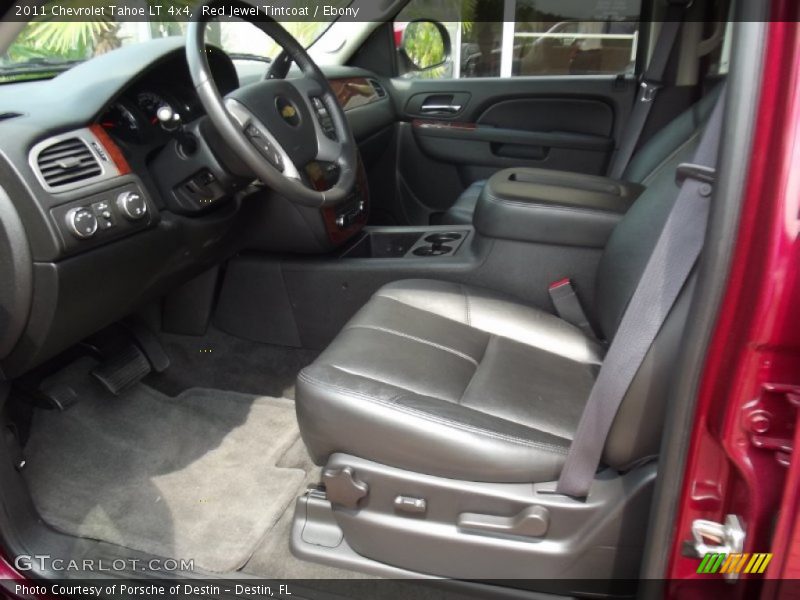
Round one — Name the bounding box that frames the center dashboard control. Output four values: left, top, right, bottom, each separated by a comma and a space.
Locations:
65, 207, 98, 239
52, 183, 154, 252
91, 200, 115, 230
116, 190, 147, 220
335, 200, 366, 229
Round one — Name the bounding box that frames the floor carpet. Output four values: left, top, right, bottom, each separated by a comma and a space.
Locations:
242, 435, 368, 580
24, 362, 307, 573
146, 326, 319, 400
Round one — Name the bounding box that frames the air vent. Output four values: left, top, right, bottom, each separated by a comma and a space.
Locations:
36, 138, 101, 188
368, 79, 387, 98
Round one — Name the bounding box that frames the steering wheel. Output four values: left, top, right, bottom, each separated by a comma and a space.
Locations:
186, 0, 358, 207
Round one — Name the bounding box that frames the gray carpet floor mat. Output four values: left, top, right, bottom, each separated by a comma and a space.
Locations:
24, 368, 307, 573
146, 326, 319, 400
242, 436, 368, 580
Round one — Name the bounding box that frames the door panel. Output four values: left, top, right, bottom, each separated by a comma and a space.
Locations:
478, 98, 614, 137
388, 76, 636, 224
413, 119, 613, 167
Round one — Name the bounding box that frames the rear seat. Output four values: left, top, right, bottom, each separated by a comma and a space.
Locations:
441, 87, 722, 225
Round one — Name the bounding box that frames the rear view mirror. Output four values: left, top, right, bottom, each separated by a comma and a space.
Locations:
399, 20, 451, 72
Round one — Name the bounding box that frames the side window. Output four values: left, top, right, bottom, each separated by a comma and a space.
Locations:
394, 0, 641, 79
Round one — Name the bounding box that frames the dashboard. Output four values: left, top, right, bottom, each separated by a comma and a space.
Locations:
98, 52, 238, 146
101, 89, 193, 145
0, 36, 394, 378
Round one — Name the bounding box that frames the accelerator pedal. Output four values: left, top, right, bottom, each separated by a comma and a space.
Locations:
121, 319, 170, 373
91, 343, 151, 395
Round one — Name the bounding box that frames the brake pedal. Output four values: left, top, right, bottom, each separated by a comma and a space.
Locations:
91, 343, 151, 395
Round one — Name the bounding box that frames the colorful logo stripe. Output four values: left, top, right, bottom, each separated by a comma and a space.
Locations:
697, 553, 772, 575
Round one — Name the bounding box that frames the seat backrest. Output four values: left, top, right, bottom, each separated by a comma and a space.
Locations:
622, 87, 724, 185
594, 86, 722, 469
595, 86, 722, 339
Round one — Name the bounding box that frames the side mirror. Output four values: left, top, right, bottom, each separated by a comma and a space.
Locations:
399, 20, 451, 72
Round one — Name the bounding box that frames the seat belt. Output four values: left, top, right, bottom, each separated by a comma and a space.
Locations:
556, 90, 726, 499
548, 278, 597, 339
607, 2, 689, 180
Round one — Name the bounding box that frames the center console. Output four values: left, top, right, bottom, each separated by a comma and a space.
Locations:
309, 159, 370, 247
215, 167, 645, 352
342, 227, 471, 259
473, 167, 644, 248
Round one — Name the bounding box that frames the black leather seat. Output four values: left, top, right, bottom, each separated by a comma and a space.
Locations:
298, 280, 603, 482
296, 90, 719, 483
441, 91, 720, 225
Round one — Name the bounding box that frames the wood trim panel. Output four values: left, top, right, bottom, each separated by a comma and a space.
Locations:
329, 78, 382, 111
412, 119, 477, 131
89, 124, 132, 175
318, 157, 369, 246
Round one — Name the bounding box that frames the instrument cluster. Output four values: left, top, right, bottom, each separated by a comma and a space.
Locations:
99, 87, 193, 144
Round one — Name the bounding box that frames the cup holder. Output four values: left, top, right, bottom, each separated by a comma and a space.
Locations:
413, 245, 453, 257
424, 232, 462, 244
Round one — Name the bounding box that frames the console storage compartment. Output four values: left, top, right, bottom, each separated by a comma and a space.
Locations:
342, 227, 470, 259
474, 167, 644, 248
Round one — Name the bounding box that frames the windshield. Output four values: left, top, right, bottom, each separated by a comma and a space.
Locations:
1, 1, 347, 82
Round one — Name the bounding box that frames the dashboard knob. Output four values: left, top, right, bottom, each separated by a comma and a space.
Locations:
116, 191, 147, 220
65, 207, 98, 239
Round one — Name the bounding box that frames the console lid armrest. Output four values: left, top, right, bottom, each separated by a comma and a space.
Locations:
473, 168, 644, 248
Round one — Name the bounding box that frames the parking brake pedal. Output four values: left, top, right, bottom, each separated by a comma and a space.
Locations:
91, 343, 151, 395
38, 382, 81, 411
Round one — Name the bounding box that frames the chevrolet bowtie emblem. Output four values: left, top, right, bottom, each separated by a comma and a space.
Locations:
276, 96, 301, 127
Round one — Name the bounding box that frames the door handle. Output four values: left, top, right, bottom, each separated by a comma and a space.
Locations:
420, 103, 462, 114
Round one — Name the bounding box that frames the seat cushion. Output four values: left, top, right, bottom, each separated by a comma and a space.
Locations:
296, 279, 604, 483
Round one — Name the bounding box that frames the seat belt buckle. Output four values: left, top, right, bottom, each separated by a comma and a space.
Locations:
675, 163, 716, 185
548, 278, 597, 338
639, 80, 661, 103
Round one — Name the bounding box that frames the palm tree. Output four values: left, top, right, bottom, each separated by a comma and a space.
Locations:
8, 0, 194, 62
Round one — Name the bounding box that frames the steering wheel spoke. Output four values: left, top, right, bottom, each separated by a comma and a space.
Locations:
315, 135, 344, 164
224, 98, 302, 181
288, 78, 345, 163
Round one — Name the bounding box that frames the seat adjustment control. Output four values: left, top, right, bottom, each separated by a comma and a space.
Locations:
116, 190, 147, 220
322, 466, 369, 509
65, 207, 98, 239
394, 495, 427, 515
457, 505, 550, 539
